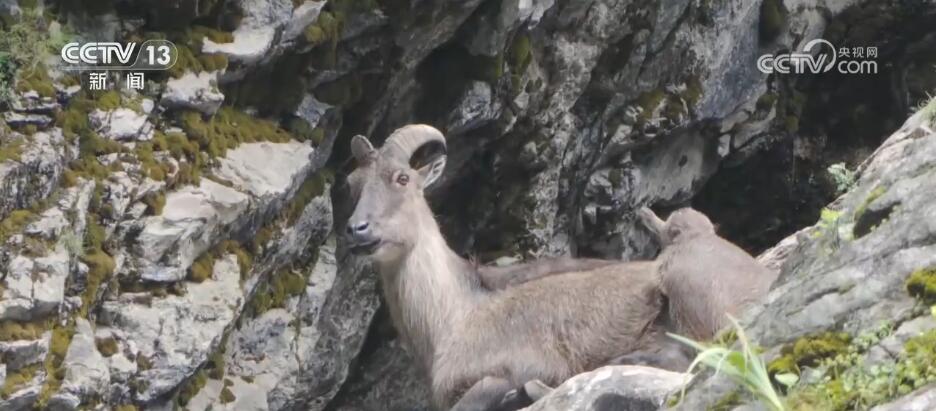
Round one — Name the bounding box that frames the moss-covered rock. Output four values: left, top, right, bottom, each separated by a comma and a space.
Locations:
177, 369, 208, 406
0, 319, 47, 341
759, 0, 787, 43
1, 363, 39, 399
906, 267, 936, 304
768, 332, 851, 376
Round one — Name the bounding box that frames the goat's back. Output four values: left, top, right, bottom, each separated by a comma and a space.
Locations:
660, 233, 777, 340
432, 261, 663, 405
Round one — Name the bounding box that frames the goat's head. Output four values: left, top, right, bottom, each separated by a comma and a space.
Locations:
345, 124, 447, 263
663, 208, 715, 244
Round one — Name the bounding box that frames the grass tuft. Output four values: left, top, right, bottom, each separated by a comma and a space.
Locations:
670, 315, 786, 411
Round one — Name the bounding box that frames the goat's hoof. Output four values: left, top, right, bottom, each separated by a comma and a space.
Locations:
521, 380, 553, 403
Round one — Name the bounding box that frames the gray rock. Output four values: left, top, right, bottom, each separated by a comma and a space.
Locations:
202, 0, 294, 67
447, 81, 502, 136
0, 335, 49, 370
0, 129, 76, 220
24, 207, 69, 240
675, 105, 936, 410
3, 112, 53, 128
132, 179, 249, 282
49, 319, 110, 411
88, 108, 154, 141
98, 255, 243, 402
522, 366, 690, 411
132, 140, 314, 282
160, 71, 225, 115
294, 94, 332, 130
214, 141, 315, 198
871, 385, 936, 411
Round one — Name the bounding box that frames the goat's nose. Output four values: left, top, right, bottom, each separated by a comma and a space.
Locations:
347, 220, 371, 237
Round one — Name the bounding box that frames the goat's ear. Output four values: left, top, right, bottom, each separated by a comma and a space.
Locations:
416, 155, 446, 189
351, 135, 376, 163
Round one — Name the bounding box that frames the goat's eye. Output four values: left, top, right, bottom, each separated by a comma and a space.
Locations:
396, 173, 410, 186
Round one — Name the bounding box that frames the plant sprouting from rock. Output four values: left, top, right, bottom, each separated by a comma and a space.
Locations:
670, 316, 786, 411
827, 163, 856, 195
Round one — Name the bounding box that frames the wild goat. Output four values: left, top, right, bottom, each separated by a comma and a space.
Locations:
345, 125, 683, 410
636, 207, 778, 340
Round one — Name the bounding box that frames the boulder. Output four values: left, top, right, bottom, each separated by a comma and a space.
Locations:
523, 366, 690, 411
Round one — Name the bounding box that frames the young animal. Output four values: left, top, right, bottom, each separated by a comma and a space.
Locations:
345, 125, 679, 410
637, 207, 778, 340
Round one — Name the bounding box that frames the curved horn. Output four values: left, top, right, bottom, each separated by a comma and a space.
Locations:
380, 124, 446, 165
351, 135, 376, 163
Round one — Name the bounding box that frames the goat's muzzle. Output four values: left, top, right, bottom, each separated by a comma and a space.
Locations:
347, 220, 381, 255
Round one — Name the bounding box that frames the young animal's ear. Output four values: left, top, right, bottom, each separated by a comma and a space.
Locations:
416, 155, 446, 189
351, 135, 376, 163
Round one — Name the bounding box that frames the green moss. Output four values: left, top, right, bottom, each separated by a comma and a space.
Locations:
169, 45, 228, 78
177, 370, 207, 406
635, 89, 666, 125
756, 92, 778, 112
36, 323, 76, 408
189, 240, 253, 283
303, 10, 342, 48
136, 354, 153, 371
15, 65, 55, 98
784, 115, 800, 133
241, 375, 254, 383
286, 118, 326, 146
114, 405, 138, 411
680, 76, 704, 109
95, 91, 122, 111
1, 363, 39, 399
79, 248, 116, 317
220, 386, 236, 403
221, 240, 252, 280
95, 336, 119, 357
508, 34, 532, 73
853, 185, 887, 226
759, 0, 787, 43
707, 389, 743, 411
142, 192, 166, 216
313, 74, 364, 108
0, 136, 25, 163
768, 332, 851, 376
0, 319, 47, 341
906, 267, 936, 305
179, 108, 293, 159
285, 170, 333, 224
785, 327, 932, 410
189, 252, 216, 283
252, 226, 275, 255
249, 268, 308, 315
0, 209, 35, 243
206, 344, 226, 379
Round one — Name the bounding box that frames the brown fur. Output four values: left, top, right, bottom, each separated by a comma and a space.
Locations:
638, 207, 778, 340
345, 126, 673, 409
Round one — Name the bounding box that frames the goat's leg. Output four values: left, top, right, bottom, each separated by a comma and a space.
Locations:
607, 338, 692, 372
450, 376, 513, 411
636, 206, 667, 243
478, 257, 619, 290
450, 377, 554, 411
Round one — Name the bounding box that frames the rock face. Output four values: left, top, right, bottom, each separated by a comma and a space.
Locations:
2, 0, 936, 410
672, 109, 936, 411
522, 366, 690, 411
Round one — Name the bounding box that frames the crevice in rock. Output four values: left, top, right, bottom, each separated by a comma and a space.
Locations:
694, 1, 936, 254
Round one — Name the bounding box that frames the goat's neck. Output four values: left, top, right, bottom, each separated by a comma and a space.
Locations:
377, 213, 482, 371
